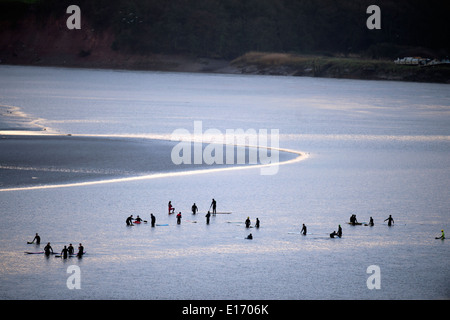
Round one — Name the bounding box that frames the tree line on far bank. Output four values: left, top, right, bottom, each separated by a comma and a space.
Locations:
2, 0, 449, 60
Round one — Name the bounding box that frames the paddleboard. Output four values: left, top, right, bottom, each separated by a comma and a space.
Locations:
25, 251, 59, 255
156, 224, 169, 226
287, 232, 314, 235
202, 212, 232, 214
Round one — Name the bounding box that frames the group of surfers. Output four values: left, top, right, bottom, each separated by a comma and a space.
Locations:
28, 233, 85, 258
299, 214, 445, 240
126, 199, 261, 239
168, 199, 217, 215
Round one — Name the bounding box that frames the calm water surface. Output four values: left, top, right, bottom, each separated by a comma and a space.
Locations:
0, 66, 449, 299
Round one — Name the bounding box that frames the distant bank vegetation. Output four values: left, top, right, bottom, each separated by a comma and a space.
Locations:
231, 52, 450, 82
2, 0, 449, 60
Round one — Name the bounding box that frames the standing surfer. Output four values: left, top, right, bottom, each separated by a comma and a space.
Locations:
61, 245, 69, 259
301, 224, 307, 235
77, 243, 84, 257
126, 215, 134, 226
210, 199, 217, 215
29, 233, 40, 244
44, 242, 53, 256
151, 214, 156, 227
337, 224, 342, 238
384, 215, 394, 226
191, 203, 198, 215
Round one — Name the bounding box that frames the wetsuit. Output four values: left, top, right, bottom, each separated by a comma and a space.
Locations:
126, 216, 133, 226
61, 247, 69, 259
301, 224, 307, 235
44, 244, 53, 256
77, 244, 84, 257
33, 234, 40, 244
384, 215, 394, 226
151, 214, 156, 227
211, 199, 216, 215
337, 225, 342, 238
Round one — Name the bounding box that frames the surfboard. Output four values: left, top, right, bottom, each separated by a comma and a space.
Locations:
156, 224, 169, 226
202, 212, 232, 214
25, 251, 59, 254
287, 232, 314, 235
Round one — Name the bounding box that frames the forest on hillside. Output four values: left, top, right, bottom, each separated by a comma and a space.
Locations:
2, 0, 450, 60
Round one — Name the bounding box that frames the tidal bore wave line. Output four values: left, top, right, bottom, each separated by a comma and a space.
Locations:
0, 134, 309, 192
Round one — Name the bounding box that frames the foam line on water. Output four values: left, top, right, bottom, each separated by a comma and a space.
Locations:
0, 132, 308, 192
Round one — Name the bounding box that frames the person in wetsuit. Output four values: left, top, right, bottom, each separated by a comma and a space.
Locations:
205, 211, 211, 224
44, 242, 53, 256
350, 214, 358, 225
168, 201, 175, 214
436, 229, 445, 240
177, 212, 182, 224
245, 217, 251, 228
337, 225, 342, 238
191, 203, 198, 215
30, 233, 40, 244
151, 214, 156, 227
77, 243, 84, 257
210, 199, 217, 215
126, 215, 134, 226
384, 215, 394, 226
246, 233, 253, 240
61, 245, 69, 259
255, 218, 260, 228
369, 217, 374, 226
68, 244, 74, 255
301, 224, 307, 235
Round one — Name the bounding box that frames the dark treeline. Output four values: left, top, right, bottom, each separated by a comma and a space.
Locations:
2, 0, 450, 59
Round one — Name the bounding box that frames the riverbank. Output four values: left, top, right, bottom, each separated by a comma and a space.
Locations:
230, 52, 450, 83
3, 50, 449, 84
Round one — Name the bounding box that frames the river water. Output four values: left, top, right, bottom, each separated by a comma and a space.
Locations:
0, 65, 449, 300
